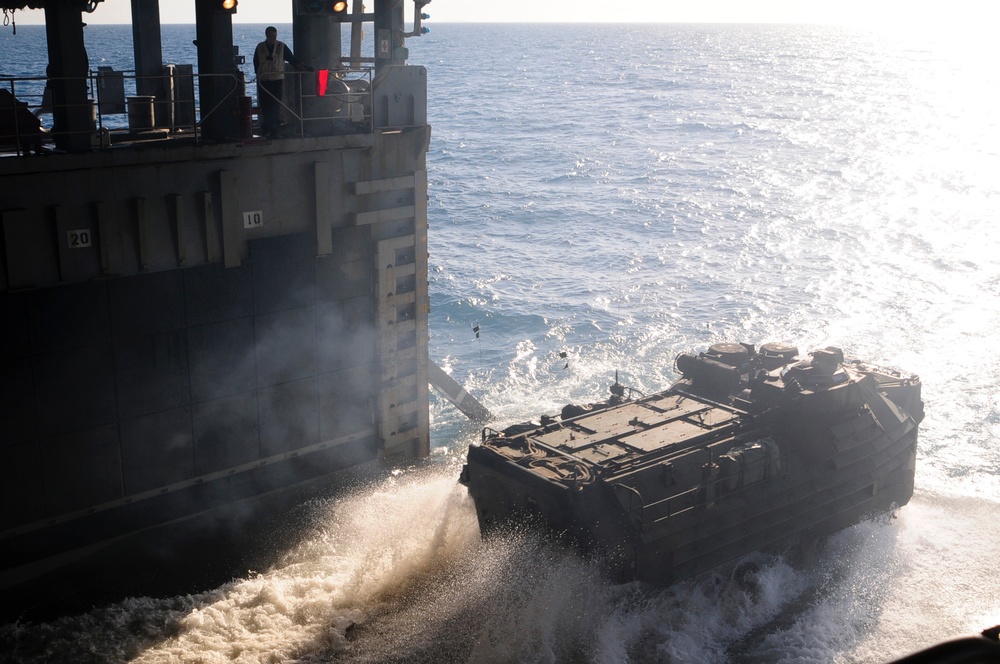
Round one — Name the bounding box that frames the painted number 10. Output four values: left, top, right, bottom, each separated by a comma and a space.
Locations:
67, 229, 92, 248
243, 210, 264, 229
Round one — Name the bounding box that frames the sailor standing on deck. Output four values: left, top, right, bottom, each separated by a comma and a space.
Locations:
253, 26, 311, 139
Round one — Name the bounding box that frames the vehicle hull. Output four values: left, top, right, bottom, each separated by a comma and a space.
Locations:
461, 344, 922, 585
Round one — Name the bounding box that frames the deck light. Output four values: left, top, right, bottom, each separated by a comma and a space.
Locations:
301, 0, 347, 13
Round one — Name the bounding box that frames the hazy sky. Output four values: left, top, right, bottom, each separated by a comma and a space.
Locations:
6, 0, 993, 28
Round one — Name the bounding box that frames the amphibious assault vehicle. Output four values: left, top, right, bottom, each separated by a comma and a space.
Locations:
460, 342, 923, 585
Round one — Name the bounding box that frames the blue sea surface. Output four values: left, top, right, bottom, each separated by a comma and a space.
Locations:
2, 21, 999, 663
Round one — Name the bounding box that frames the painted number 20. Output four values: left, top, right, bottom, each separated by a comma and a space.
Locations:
67, 229, 92, 248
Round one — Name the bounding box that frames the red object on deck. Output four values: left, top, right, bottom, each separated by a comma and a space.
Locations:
316, 69, 329, 97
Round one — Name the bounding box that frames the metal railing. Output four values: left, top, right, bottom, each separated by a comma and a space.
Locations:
1, 66, 373, 156
255, 68, 373, 139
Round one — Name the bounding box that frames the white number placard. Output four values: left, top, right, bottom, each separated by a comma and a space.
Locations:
67, 229, 92, 249
243, 210, 263, 229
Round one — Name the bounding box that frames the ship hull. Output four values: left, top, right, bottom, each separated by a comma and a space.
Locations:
2, 2, 436, 618
2, 102, 432, 606
0, 457, 384, 622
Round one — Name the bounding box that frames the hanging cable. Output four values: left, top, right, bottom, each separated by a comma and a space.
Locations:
3, 8, 16, 35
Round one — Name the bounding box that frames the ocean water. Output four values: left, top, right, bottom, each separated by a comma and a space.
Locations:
2, 21, 1000, 663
